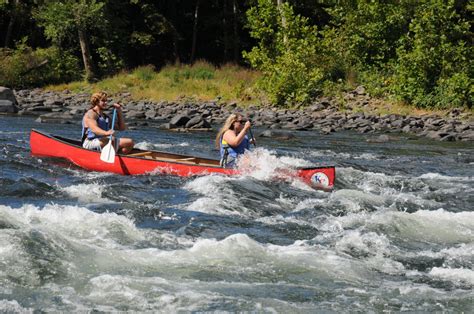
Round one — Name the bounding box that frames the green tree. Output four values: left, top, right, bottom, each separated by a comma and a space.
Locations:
391, 0, 473, 108
243, 0, 323, 105
35, 0, 106, 81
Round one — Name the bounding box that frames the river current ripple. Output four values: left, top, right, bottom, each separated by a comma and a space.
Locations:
0, 116, 473, 312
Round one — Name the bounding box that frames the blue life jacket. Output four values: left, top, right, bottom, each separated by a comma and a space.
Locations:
81, 110, 110, 142
219, 135, 250, 168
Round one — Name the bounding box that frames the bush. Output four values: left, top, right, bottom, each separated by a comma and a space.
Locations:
243, 0, 324, 106
132, 65, 156, 81
390, 0, 472, 108
0, 41, 81, 88
162, 60, 215, 83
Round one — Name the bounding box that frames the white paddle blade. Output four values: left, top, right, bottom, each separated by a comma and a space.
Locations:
100, 141, 115, 163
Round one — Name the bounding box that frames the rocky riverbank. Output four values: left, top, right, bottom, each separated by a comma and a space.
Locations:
1, 86, 473, 142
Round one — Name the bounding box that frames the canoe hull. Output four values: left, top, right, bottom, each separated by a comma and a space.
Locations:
30, 129, 335, 190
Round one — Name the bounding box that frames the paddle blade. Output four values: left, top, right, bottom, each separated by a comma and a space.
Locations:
100, 141, 115, 163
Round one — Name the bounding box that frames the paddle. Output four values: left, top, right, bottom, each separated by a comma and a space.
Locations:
248, 125, 256, 147
100, 109, 117, 163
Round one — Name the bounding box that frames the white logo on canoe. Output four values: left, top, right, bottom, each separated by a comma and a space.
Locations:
311, 172, 329, 187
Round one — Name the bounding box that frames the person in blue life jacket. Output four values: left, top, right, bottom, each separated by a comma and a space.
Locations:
82, 91, 134, 154
215, 113, 255, 168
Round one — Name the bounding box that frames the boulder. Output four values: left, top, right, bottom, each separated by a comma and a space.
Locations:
35, 112, 75, 124
185, 116, 211, 129
0, 87, 19, 113
259, 130, 295, 140
0, 87, 17, 105
125, 110, 146, 119
169, 114, 190, 128
0, 100, 18, 113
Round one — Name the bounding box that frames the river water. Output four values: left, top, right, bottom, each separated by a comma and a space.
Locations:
0, 115, 473, 312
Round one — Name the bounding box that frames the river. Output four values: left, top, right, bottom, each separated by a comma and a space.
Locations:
0, 115, 473, 312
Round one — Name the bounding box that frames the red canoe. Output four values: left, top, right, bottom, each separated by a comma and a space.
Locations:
30, 129, 335, 190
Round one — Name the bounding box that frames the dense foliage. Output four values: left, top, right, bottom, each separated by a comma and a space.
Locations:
243, 0, 323, 105
0, 0, 472, 108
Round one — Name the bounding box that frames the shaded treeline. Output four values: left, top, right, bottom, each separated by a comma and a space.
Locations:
0, 0, 258, 69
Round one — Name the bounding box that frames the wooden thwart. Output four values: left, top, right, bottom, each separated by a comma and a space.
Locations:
127, 151, 218, 166
128, 151, 152, 157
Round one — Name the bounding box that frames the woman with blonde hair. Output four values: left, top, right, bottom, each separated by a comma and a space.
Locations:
81, 91, 134, 154
215, 113, 254, 168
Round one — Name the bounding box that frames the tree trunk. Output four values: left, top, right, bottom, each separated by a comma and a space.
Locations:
190, 0, 200, 63
78, 28, 95, 81
171, 26, 180, 64
232, 0, 239, 62
223, 0, 228, 61
277, 0, 287, 44
4, 0, 19, 48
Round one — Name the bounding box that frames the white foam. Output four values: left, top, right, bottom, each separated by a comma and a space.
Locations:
184, 175, 246, 216
68, 168, 113, 179
429, 267, 474, 286
331, 167, 468, 213
419, 173, 473, 182
235, 148, 310, 181
329, 189, 387, 212
335, 230, 392, 256
0, 300, 33, 313
307, 149, 379, 160
0, 204, 144, 248
339, 209, 474, 245
404, 243, 474, 265
59, 183, 111, 203
335, 230, 405, 275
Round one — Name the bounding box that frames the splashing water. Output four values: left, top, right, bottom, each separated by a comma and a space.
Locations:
0, 116, 473, 312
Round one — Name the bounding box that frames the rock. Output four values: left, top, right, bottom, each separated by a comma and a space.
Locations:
25, 106, 53, 113
43, 98, 64, 107
125, 109, 146, 119
402, 125, 412, 133
0, 87, 18, 105
145, 109, 157, 120
366, 134, 391, 143
259, 130, 295, 140
354, 85, 366, 95
185, 116, 203, 128
169, 114, 190, 128
449, 108, 462, 118
159, 122, 171, 129
440, 133, 456, 142
358, 126, 373, 133
321, 127, 335, 134
424, 131, 440, 140
0, 100, 19, 113
0, 87, 19, 113
269, 123, 283, 129
459, 130, 474, 141
35, 112, 75, 124
390, 119, 405, 129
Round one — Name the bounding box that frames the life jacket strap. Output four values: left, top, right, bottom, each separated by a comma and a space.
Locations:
220, 145, 229, 168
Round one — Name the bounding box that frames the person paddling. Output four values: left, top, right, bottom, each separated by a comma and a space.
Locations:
81, 91, 134, 154
215, 113, 255, 168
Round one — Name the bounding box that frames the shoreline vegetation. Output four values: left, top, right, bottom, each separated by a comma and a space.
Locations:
45, 62, 473, 120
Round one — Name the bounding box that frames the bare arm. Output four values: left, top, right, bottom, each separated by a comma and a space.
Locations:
222, 121, 251, 147
112, 103, 127, 131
